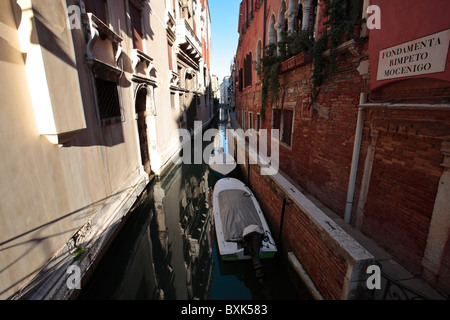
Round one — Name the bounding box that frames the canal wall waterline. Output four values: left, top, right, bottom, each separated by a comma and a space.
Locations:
229, 113, 376, 300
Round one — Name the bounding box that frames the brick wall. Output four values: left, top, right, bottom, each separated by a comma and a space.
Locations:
240, 162, 351, 299
235, 31, 450, 295
236, 50, 364, 218
357, 109, 449, 275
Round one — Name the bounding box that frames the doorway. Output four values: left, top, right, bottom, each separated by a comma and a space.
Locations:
135, 87, 152, 175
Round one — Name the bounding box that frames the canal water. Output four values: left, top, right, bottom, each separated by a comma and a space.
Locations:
79, 119, 311, 300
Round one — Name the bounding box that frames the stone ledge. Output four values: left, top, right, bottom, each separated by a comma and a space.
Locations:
230, 120, 375, 299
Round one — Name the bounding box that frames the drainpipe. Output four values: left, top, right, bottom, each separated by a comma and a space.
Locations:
344, 93, 366, 224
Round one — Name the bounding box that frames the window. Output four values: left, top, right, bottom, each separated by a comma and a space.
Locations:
84, 0, 108, 24
170, 92, 176, 109
194, 94, 198, 118
248, 112, 253, 130
245, 0, 248, 27
281, 109, 293, 146
268, 14, 277, 45
129, 1, 143, 50
238, 68, 243, 92
179, 90, 184, 109
168, 43, 173, 70
345, 0, 363, 22
272, 109, 293, 147
310, 0, 318, 38
172, 0, 177, 17
272, 109, 281, 130
296, 4, 303, 32
256, 41, 262, 76
95, 77, 121, 122
256, 114, 261, 131
244, 52, 253, 87
243, 111, 247, 130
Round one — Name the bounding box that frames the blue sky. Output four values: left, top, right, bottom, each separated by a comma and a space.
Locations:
209, 0, 241, 83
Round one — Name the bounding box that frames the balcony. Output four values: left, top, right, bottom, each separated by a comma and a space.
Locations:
82, 13, 123, 70
131, 49, 157, 87
279, 52, 312, 73
175, 19, 202, 64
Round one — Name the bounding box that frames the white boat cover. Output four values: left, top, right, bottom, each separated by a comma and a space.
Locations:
218, 189, 264, 242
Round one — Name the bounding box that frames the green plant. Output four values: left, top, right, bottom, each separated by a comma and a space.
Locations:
260, 28, 314, 121
260, 43, 280, 122
259, 0, 367, 115
72, 245, 86, 261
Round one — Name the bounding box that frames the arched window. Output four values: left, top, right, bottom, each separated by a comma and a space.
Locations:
297, 4, 303, 32
277, 1, 287, 35
277, 1, 288, 55
288, 0, 301, 33
245, 0, 248, 27
310, 0, 318, 37
268, 14, 277, 46
256, 40, 262, 76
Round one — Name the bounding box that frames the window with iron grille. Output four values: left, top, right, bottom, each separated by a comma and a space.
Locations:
95, 77, 121, 121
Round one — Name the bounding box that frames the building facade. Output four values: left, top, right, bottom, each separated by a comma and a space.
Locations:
220, 75, 231, 105
0, 0, 212, 299
234, 0, 450, 298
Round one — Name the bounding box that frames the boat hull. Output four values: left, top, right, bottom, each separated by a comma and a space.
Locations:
209, 152, 236, 178
220, 249, 277, 261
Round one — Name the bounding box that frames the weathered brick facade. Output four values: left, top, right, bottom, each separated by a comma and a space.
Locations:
235, 0, 450, 298
356, 109, 449, 275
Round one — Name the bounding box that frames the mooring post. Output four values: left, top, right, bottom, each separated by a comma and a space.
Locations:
278, 197, 288, 245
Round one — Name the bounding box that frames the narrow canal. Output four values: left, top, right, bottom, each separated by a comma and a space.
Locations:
79, 118, 312, 300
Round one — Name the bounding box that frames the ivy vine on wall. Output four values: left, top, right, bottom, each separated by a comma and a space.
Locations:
259, 0, 366, 122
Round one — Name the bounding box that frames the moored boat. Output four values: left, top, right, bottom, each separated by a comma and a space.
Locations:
212, 177, 277, 262
208, 123, 236, 178
209, 152, 236, 178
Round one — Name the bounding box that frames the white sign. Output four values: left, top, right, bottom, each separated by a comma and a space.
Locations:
377, 29, 450, 81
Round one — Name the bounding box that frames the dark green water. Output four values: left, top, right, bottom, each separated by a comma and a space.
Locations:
78, 122, 311, 300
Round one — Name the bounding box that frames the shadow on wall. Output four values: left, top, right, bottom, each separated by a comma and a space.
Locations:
0, 186, 137, 299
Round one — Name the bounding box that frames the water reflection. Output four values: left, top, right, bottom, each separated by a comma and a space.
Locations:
79, 121, 307, 300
